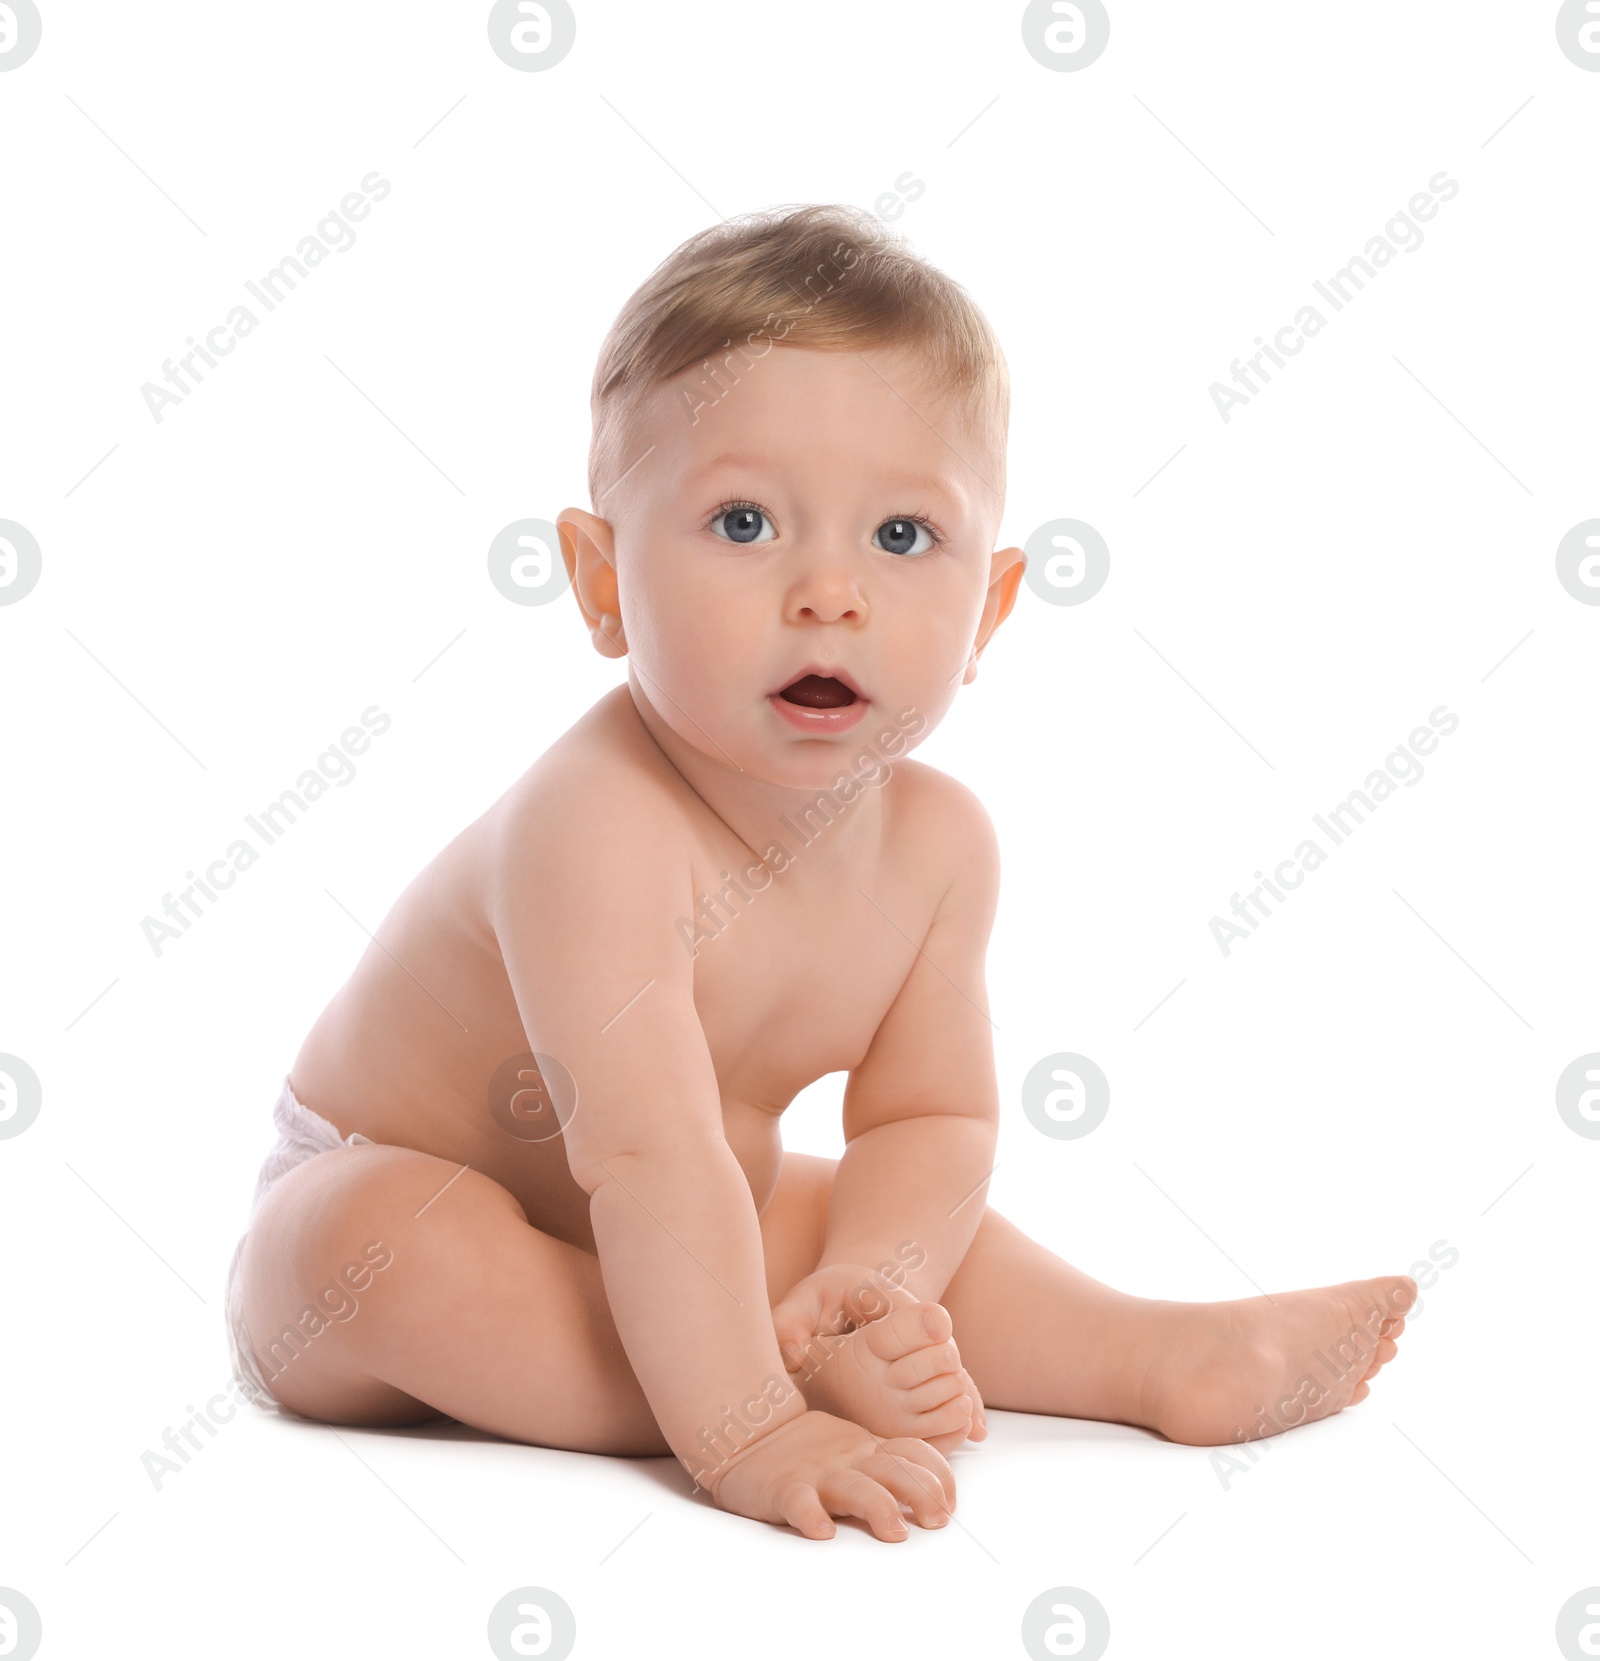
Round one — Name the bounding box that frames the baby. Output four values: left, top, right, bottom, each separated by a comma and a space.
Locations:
226, 204, 1417, 1542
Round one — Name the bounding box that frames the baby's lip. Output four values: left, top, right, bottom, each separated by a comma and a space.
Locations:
772, 663, 868, 704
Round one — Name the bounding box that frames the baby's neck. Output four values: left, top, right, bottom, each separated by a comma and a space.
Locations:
618, 677, 887, 873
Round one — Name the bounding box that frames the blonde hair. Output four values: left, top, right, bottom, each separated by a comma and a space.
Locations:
585, 203, 1009, 513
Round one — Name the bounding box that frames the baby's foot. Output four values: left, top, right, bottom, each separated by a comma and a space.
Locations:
786, 1301, 987, 1455
1137, 1275, 1418, 1447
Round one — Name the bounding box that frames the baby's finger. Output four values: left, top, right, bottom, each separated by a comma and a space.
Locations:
842, 1278, 920, 1328
866, 1449, 954, 1529
875, 1435, 958, 1512
772, 1479, 836, 1541
771, 1304, 824, 1365
819, 1470, 912, 1542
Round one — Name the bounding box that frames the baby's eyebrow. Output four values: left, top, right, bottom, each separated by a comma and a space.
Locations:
684, 451, 770, 484
868, 466, 965, 507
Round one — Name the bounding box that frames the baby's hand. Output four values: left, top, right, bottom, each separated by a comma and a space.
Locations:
787, 1300, 987, 1453
702, 1408, 956, 1541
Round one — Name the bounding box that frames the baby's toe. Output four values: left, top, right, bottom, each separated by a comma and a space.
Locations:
963, 1371, 988, 1440
1360, 1336, 1399, 1382
913, 1393, 977, 1452
1371, 1274, 1418, 1319
885, 1343, 967, 1399
903, 1372, 968, 1414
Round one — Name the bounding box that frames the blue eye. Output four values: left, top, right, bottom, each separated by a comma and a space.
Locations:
705, 500, 947, 554
708, 503, 774, 545
874, 517, 940, 557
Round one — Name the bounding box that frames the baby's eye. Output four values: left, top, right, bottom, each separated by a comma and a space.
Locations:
706, 502, 944, 555
708, 503, 774, 545
874, 517, 941, 558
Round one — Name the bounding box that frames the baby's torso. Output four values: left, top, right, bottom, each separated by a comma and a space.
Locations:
286, 687, 944, 1251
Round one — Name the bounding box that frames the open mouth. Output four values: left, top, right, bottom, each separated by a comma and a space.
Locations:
776, 672, 860, 709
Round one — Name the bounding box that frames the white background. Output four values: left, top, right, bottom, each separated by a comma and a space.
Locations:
2, 2, 1596, 1657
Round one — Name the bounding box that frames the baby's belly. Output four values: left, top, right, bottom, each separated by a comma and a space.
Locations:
291, 1023, 787, 1254
468, 1095, 787, 1253
287, 924, 790, 1249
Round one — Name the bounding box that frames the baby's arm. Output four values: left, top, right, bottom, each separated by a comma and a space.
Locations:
487, 774, 953, 1538
790, 785, 1002, 1383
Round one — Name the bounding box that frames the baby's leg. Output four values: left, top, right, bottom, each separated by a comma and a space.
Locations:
237, 1143, 671, 1453
786, 1300, 986, 1454
939, 1207, 1416, 1446
757, 1154, 986, 1449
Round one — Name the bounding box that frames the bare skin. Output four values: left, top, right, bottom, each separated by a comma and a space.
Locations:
237, 343, 1417, 1542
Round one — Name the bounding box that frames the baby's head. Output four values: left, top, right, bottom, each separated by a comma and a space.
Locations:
558, 203, 1025, 790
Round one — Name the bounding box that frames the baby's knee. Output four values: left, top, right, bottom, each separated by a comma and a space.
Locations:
247, 1149, 521, 1327
241, 1149, 527, 1399
277, 1141, 519, 1242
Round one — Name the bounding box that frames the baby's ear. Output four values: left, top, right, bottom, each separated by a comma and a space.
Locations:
591, 613, 628, 658
965, 545, 1026, 680
557, 508, 628, 658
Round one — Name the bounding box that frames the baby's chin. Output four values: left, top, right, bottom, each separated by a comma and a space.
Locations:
747, 731, 916, 799
755, 699, 946, 787
684, 740, 863, 792
757, 751, 891, 794
666, 719, 883, 792
650, 687, 935, 794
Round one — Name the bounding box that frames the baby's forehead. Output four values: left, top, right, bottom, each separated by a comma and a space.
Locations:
632, 347, 1000, 500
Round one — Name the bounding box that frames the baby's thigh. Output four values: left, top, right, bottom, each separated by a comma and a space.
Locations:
237, 1144, 665, 1448
237, 1143, 516, 1424
758, 1150, 838, 1303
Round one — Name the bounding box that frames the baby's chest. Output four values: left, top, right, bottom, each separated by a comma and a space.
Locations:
687, 877, 923, 1103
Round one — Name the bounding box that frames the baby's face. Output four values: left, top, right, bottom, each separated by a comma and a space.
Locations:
592, 343, 1022, 791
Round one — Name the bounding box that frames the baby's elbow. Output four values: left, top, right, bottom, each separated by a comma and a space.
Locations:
566, 1135, 732, 1200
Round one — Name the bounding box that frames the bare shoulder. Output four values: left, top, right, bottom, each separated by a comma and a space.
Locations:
883, 757, 1001, 914
483, 685, 693, 878
467, 686, 732, 1189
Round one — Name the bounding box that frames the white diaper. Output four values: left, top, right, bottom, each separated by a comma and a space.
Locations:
224, 1075, 373, 1414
